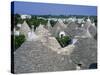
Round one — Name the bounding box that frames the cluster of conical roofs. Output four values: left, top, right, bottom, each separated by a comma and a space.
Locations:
14, 17, 96, 41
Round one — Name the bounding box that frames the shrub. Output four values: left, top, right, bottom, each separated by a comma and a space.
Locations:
50, 20, 57, 27
14, 35, 25, 50
56, 36, 71, 47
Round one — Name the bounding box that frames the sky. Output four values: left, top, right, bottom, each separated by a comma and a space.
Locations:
11, 1, 97, 16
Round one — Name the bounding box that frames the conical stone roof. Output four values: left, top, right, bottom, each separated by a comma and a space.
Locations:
51, 19, 67, 37
88, 25, 97, 37
35, 24, 51, 38
45, 20, 52, 32
64, 22, 79, 38
20, 21, 31, 38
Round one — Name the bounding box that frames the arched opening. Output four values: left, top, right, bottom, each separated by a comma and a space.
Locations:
61, 34, 64, 38
59, 31, 66, 38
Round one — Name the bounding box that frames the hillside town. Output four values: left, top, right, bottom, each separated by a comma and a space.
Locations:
12, 14, 97, 73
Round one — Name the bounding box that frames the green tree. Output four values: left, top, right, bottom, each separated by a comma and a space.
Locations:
14, 35, 25, 50
56, 36, 71, 47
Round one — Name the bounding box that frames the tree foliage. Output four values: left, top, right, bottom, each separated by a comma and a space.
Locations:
14, 35, 25, 50
50, 20, 57, 27
26, 16, 48, 30
56, 36, 71, 48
